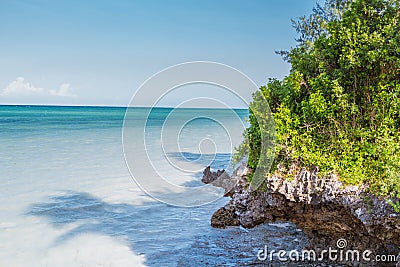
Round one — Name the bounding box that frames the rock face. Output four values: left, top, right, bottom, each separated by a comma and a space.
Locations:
203, 163, 400, 267
210, 203, 239, 228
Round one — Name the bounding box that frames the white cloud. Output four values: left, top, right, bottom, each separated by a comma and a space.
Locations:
0, 77, 44, 96
1, 77, 77, 98
49, 83, 76, 97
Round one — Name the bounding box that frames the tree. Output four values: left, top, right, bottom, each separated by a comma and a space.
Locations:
245, 0, 400, 210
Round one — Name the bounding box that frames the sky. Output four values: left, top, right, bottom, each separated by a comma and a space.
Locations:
0, 0, 321, 107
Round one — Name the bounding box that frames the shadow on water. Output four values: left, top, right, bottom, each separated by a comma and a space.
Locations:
26, 149, 343, 266
27, 190, 322, 267
26, 153, 327, 266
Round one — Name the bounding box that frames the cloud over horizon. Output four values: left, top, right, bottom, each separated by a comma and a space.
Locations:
0, 77, 44, 96
0, 77, 77, 98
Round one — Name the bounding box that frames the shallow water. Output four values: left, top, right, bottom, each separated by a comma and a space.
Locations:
0, 105, 331, 266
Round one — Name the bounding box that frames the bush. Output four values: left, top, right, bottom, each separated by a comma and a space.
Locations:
244, 0, 400, 210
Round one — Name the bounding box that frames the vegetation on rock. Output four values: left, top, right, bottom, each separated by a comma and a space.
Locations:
241, 0, 400, 211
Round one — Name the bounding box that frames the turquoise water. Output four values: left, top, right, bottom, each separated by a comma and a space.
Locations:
0, 105, 309, 267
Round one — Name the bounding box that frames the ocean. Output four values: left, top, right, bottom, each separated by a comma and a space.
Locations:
0, 105, 309, 267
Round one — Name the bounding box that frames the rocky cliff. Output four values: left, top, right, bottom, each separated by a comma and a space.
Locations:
203, 164, 400, 266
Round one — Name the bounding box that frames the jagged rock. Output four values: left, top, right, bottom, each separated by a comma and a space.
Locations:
202, 166, 225, 184
203, 163, 400, 267
210, 202, 239, 228
201, 166, 236, 197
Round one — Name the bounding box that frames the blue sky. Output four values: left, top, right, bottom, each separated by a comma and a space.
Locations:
0, 0, 321, 106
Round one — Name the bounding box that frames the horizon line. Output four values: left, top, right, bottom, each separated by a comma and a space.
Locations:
0, 104, 249, 110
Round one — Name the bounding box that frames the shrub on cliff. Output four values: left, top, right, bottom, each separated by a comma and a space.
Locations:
244, 0, 400, 210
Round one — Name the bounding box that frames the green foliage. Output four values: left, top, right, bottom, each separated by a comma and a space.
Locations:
245, 0, 400, 207
247, 107, 261, 171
